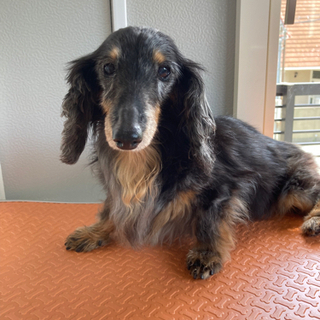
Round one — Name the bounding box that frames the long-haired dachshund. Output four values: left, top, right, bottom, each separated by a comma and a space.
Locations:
62, 26, 320, 279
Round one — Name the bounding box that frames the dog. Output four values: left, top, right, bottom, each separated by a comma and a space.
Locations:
62, 26, 320, 280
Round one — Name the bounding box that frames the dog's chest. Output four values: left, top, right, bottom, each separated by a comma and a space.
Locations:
109, 186, 196, 246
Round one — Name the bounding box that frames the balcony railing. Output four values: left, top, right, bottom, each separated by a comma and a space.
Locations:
274, 83, 320, 160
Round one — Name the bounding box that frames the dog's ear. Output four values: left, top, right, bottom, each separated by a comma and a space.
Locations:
60, 54, 101, 164
178, 60, 216, 174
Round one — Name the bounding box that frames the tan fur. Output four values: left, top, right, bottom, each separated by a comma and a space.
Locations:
153, 50, 166, 64
104, 115, 115, 149
135, 104, 161, 151
65, 220, 114, 252
101, 99, 118, 150
301, 200, 320, 236
101, 99, 112, 114
224, 195, 249, 224
215, 220, 236, 263
277, 191, 315, 216
277, 150, 320, 217
305, 200, 320, 218
149, 190, 196, 240
113, 144, 161, 206
102, 100, 161, 152
213, 196, 248, 263
109, 46, 120, 60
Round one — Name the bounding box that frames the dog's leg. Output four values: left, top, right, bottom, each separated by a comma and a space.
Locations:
277, 150, 320, 236
301, 200, 320, 236
187, 195, 247, 280
187, 214, 237, 280
65, 219, 114, 252
65, 203, 114, 252
277, 181, 320, 236
277, 189, 316, 216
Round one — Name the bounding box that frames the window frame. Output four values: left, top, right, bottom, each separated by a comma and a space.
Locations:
110, 0, 127, 31
234, 0, 281, 137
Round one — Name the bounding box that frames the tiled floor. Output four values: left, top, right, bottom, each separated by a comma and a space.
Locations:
1, 202, 320, 319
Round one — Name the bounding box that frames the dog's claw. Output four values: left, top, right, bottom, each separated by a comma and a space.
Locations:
186, 249, 223, 280
65, 226, 112, 253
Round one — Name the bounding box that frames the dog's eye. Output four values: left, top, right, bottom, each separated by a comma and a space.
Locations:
104, 63, 116, 76
158, 66, 171, 81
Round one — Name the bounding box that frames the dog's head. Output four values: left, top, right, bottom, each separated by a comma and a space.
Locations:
61, 26, 215, 166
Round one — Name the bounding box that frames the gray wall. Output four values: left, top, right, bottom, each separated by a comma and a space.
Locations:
0, 0, 111, 202
0, 1, 236, 202
127, 0, 236, 116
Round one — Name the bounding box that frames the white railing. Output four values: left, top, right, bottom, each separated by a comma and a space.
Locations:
274, 83, 320, 145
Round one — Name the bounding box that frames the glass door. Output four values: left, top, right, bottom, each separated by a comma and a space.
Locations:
274, 0, 320, 166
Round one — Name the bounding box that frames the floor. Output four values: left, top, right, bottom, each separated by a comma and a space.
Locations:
1, 202, 320, 320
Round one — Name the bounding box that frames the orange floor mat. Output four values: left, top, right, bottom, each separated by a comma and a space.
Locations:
1, 202, 320, 320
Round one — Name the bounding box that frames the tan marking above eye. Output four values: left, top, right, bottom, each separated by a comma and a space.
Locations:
153, 50, 166, 64
109, 46, 120, 60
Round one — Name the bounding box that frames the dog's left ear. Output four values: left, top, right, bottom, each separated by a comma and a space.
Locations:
178, 60, 216, 174
60, 54, 101, 164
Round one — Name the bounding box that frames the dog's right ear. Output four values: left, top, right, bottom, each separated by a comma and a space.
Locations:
60, 54, 101, 164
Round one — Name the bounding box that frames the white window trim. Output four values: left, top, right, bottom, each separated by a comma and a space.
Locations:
234, 0, 281, 137
0, 163, 6, 200
110, 0, 127, 32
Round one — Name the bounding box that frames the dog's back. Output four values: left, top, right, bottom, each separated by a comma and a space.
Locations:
213, 116, 320, 219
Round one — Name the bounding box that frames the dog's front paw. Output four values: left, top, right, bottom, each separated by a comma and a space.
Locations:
187, 248, 222, 280
65, 226, 108, 252
301, 216, 320, 236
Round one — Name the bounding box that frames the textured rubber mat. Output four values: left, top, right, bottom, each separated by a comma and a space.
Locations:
1, 202, 320, 320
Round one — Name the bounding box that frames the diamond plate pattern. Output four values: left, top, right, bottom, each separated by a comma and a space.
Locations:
1, 202, 320, 319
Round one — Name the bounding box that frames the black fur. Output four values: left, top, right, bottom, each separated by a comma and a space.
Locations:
62, 27, 320, 280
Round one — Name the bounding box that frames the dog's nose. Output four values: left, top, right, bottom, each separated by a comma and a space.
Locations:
113, 130, 142, 150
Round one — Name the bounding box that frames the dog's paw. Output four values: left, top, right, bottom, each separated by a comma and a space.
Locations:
301, 216, 320, 236
65, 227, 108, 252
186, 248, 222, 280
